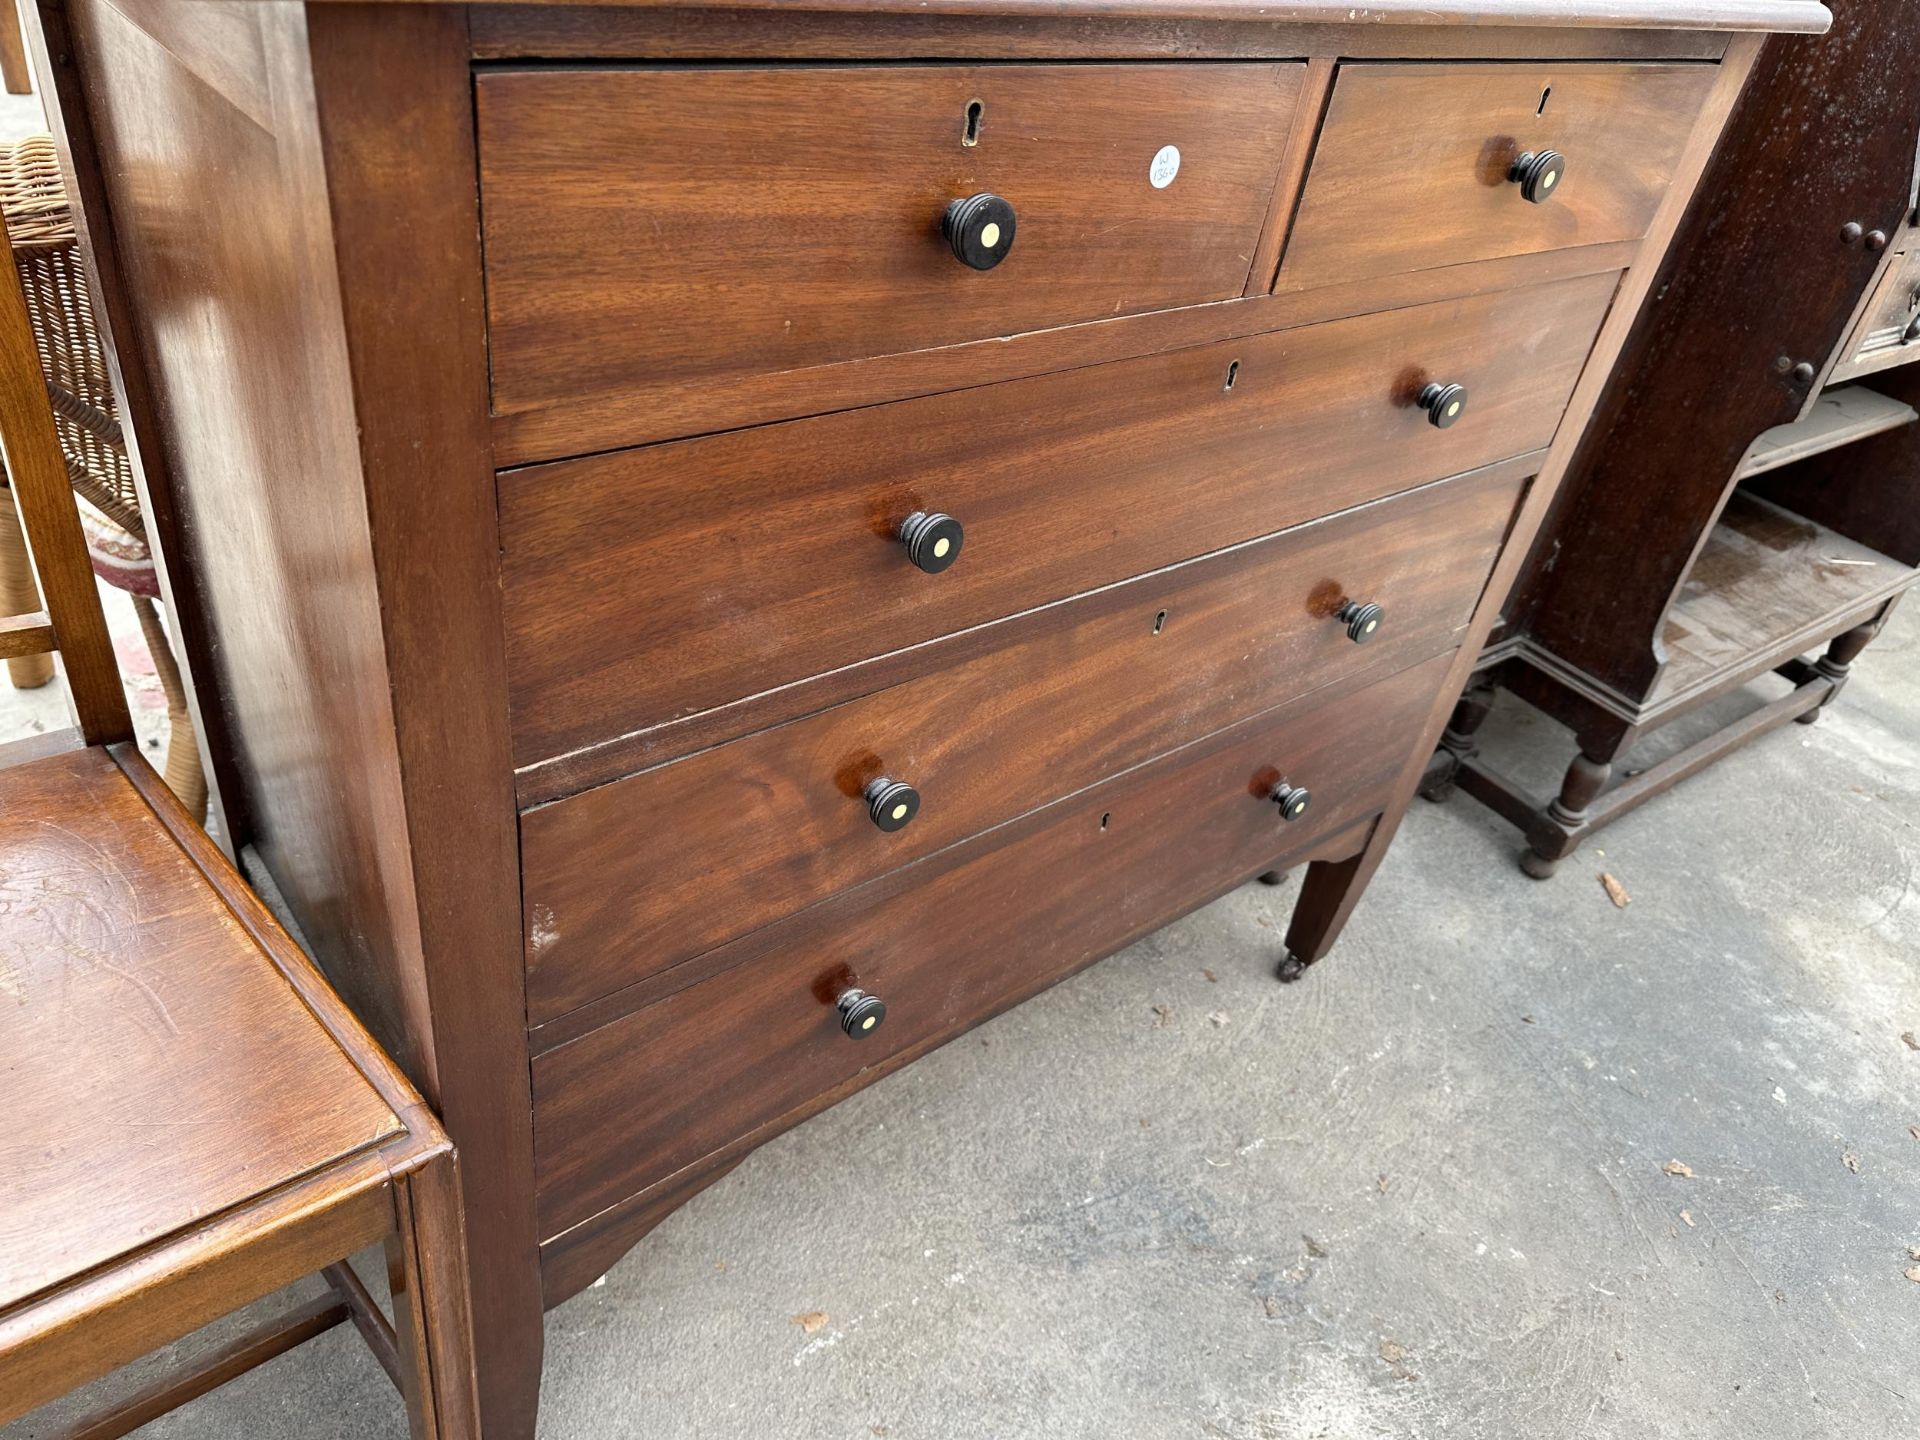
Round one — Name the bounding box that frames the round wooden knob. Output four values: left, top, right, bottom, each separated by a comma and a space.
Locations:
1270, 781, 1312, 823
837, 988, 887, 1039
1508, 149, 1566, 204
1335, 599, 1384, 643
942, 193, 1017, 271
898, 511, 964, 573
864, 776, 920, 832
1419, 382, 1468, 429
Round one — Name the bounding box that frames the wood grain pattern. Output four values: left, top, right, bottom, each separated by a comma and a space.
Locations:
1829, 242, 1920, 384
521, 463, 1522, 1023
25, 0, 249, 845
304, 7, 546, 1436
469, 7, 1737, 65
0, 747, 475, 1435
538, 809, 1380, 1299
457, 0, 1829, 24
30, 4, 1807, 1434
55, 0, 435, 1083
1495, 9, 1920, 707
1652, 491, 1917, 708
489, 231, 1636, 467
1276, 61, 1718, 292
45, 2, 542, 1432
533, 653, 1450, 1242
1244, 55, 1334, 297
1285, 34, 1762, 938
502, 269, 1618, 773
1734, 384, 1916, 480
0, 746, 400, 1315
1748, 364, 1920, 572
0, 192, 126, 745
477, 62, 1301, 435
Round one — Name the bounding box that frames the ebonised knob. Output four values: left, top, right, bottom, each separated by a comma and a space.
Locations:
943, 193, 1017, 271
837, 988, 887, 1039
898, 511, 964, 573
864, 776, 920, 832
1335, 599, 1384, 644
1270, 781, 1312, 823
1508, 149, 1566, 204
1418, 382, 1468, 429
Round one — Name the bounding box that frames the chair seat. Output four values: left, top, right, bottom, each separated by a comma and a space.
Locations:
0, 744, 403, 1314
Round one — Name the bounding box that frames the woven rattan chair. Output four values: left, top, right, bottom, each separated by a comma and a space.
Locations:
0, 133, 206, 819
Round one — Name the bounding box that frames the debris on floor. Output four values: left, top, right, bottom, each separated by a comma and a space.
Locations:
1600, 873, 1632, 909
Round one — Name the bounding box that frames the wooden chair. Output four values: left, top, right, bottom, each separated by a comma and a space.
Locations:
0, 192, 477, 1436
0, 132, 206, 821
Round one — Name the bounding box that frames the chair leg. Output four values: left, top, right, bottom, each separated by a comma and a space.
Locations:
387, 1155, 482, 1440
131, 594, 208, 821
1, 483, 54, 688
1796, 619, 1880, 725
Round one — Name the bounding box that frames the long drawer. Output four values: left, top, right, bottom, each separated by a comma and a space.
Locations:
531, 652, 1451, 1242
1276, 61, 1716, 293
520, 464, 1522, 1024
477, 62, 1303, 426
501, 270, 1616, 770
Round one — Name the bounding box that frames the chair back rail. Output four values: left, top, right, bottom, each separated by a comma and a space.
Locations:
0, 206, 129, 743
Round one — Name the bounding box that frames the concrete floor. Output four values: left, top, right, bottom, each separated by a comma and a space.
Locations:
2, 64, 1915, 1423
9, 598, 1917, 1438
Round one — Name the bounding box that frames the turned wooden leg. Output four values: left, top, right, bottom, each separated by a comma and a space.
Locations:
0, 482, 54, 689
1421, 679, 1497, 803
1796, 619, 1879, 725
388, 1156, 482, 1440
132, 595, 208, 821
1277, 835, 1383, 983
1520, 748, 1614, 879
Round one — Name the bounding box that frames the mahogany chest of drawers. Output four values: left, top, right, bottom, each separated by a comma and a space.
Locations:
27, 0, 1822, 1432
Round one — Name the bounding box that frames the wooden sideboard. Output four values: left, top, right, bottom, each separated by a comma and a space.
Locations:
24, 1, 1823, 1432
1421, 0, 1920, 877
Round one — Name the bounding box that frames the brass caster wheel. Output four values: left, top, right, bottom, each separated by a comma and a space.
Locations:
1256, 869, 1288, 887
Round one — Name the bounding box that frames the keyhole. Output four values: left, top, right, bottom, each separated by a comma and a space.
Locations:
1153, 609, 1168, 635
963, 99, 984, 147
1224, 360, 1240, 391
1099, 811, 1111, 831
1536, 86, 1552, 116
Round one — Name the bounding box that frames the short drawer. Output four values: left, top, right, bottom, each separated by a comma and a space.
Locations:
1275, 62, 1717, 293
1830, 243, 1920, 384
477, 62, 1302, 427
531, 652, 1450, 1240
520, 465, 1522, 1024
501, 270, 1617, 770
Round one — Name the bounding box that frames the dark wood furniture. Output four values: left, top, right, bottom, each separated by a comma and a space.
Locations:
1423, 0, 1920, 875
0, 131, 209, 820
21, 2, 1823, 1433
0, 209, 478, 1436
